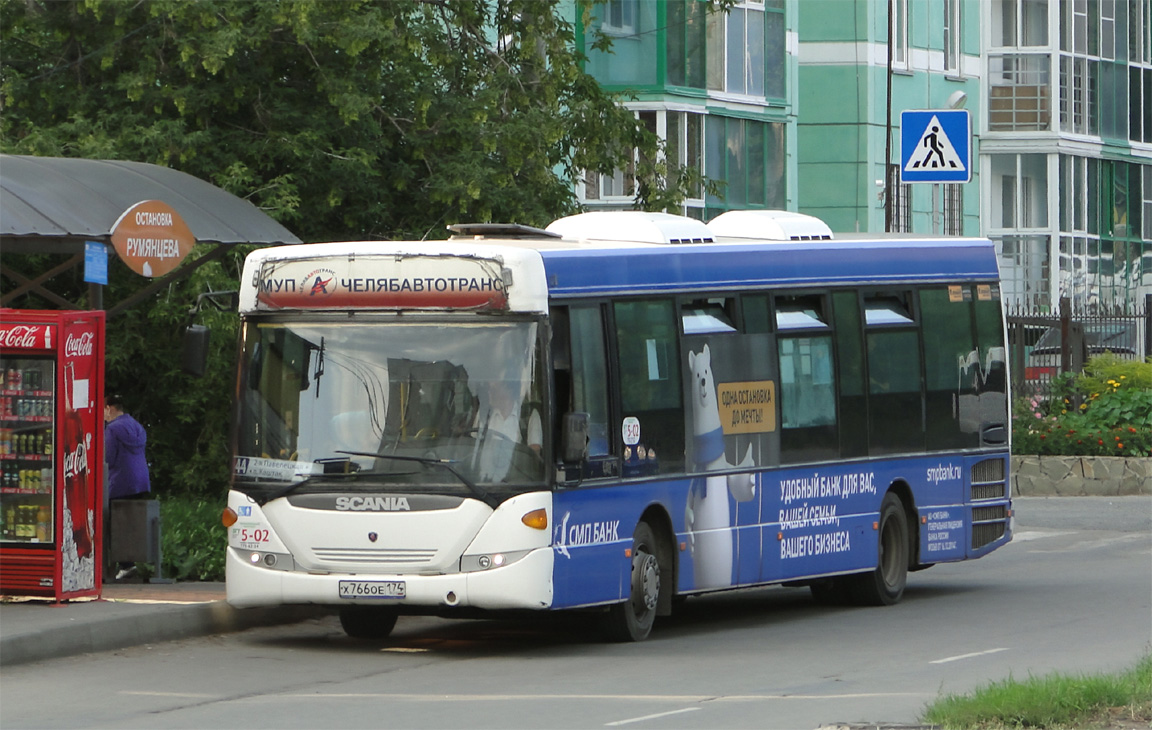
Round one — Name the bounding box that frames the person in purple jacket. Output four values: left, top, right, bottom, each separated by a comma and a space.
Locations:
104, 395, 151, 580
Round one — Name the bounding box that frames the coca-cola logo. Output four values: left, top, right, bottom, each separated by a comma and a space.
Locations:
64, 433, 93, 480
65, 332, 94, 357
0, 325, 45, 349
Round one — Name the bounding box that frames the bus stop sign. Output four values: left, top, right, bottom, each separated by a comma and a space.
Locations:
900, 109, 971, 183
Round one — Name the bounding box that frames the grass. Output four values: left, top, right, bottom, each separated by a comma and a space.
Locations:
922, 655, 1152, 729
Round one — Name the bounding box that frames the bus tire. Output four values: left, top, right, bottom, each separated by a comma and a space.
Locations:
851, 491, 909, 606
339, 606, 399, 640
604, 522, 661, 642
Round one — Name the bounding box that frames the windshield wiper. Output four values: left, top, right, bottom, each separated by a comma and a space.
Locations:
335, 450, 498, 508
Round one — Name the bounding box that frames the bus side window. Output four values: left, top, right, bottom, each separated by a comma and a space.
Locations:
865, 291, 924, 455
920, 286, 979, 450
614, 299, 685, 476
553, 304, 618, 480
973, 287, 1008, 445
832, 290, 868, 458
775, 294, 838, 463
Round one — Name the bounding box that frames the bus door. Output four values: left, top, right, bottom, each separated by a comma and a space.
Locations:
681, 298, 778, 589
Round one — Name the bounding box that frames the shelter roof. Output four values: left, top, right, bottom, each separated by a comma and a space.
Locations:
0, 154, 301, 250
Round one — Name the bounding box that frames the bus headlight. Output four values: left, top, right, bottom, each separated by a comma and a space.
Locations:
460, 549, 530, 573
236, 548, 295, 572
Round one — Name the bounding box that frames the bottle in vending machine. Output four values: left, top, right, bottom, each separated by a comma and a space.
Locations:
36, 506, 48, 542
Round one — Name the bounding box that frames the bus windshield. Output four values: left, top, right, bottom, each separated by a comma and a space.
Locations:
233, 318, 546, 501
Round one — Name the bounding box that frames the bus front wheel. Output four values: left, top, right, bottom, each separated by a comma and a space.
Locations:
339, 606, 399, 640
852, 491, 909, 606
604, 522, 661, 642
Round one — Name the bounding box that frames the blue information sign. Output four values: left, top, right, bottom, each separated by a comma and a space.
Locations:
900, 109, 971, 183
83, 240, 108, 285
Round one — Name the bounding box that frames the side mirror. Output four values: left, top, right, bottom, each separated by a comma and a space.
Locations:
561, 412, 589, 463
181, 325, 210, 377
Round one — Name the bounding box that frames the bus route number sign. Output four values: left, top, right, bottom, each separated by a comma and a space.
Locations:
338, 580, 406, 599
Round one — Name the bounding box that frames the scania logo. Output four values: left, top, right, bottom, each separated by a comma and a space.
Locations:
335, 496, 411, 511
368, 532, 378, 542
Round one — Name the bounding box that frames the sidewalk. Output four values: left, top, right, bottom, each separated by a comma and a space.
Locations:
0, 581, 329, 667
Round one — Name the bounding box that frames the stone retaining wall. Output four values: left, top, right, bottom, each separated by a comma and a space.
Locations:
1012, 455, 1152, 496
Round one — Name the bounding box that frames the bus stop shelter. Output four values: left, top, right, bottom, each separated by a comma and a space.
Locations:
0, 154, 302, 592
0, 154, 302, 313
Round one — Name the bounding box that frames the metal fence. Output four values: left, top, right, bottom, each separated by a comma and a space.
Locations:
1006, 295, 1151, 397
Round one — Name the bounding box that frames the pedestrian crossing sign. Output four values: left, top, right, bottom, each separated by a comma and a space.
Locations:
900, 109, 971, 183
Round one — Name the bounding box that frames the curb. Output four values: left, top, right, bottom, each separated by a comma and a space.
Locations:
0, 602, 329, 667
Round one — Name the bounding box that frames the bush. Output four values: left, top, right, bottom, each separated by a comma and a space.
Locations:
1013, 354, 1152, 457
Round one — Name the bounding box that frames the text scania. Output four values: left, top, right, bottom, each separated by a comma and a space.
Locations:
335, 496, 411, 511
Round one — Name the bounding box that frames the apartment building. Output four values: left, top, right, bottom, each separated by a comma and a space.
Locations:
574, 0, 1151, 313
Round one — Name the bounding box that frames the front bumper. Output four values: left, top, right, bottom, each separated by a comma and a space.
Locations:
225, 546, 554, 611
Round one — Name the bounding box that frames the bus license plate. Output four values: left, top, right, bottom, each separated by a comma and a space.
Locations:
338, 580, 406, 599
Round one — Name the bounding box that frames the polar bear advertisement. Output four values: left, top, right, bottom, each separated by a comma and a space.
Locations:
685, 344, 756, 589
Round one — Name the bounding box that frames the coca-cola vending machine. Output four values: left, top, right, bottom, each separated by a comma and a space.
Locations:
0, 309, 105, 600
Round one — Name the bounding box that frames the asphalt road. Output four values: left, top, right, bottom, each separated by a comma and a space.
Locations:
1, 496, 1149, 730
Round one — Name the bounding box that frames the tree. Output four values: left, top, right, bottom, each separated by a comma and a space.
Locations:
2, 0, 705, 239
1, 0, 708, 497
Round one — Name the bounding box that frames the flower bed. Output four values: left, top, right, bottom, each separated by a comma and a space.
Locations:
1012, 354, 1152, 458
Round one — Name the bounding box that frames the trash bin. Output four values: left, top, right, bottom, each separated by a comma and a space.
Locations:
109, 499, 169, 581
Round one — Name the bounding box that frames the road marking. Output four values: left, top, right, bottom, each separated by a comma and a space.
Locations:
1027, 533, 1148, 553
122, 691, 217, 698
930, 647, 1009, 664
261, 692, 926, 702
381, 647, 430, 653
606, 707, 700, 726
1011, 530, 1072, 543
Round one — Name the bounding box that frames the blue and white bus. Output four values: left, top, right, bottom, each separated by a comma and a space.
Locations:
223, 210, 1012, 641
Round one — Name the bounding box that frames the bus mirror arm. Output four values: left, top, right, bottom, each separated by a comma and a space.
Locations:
562, 412, 589, 463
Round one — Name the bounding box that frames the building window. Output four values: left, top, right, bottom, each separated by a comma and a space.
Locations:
992, 154, 1049, 231
1131, 0, 1151, 64
707, 1, 766, 97
704, 116, 786, 215
764, 0, 786, 99
944, 0, 961, 74
943, 184, 964, 235
1059, 55, 1099, 135
996, 235, 1052, 309
1131, 67, 1152, 143
1100, 0, 1115, 61
892, 0, 910, 70
667, 0, 708, 89
885, 164, 911, 232
988, 53, 1051, 130
994, 0, 1048, 47
602, 0, 638, 35
668, 111, 705, 202
1145, 166, 1152, 241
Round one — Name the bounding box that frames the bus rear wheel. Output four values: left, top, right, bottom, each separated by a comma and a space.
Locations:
851, 492, 909, 606
604, 522, 661, 642
339, 606, 399, 640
